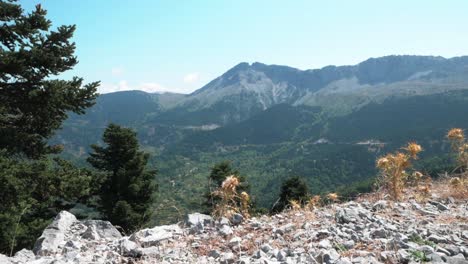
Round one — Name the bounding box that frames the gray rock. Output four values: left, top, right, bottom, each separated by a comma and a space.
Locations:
219, 224, 234, 236
335, 208, 360, 224
446, 254, 468, 264
411, 202, 439, 216
444, 245, 462, 256
318, 249, 340, 264
343, 240, 355, 249
437, 246, 452, 256
185, 213, 213, 234
218, 217, 230, 226
460, 246, 468, 258
33, 211, 77, 256
316, 229, 330, 237
462, 231, 468, 240
117, 237, 138, 257
221, 252, 235, 264
428, 234, 449, 244
238, 257, 250, 264
276, 250, 287, 261
209, 249, 221, 259
129, 224, 182, 247
371, 228, 389, 238
260, 244, 273, 253
419, 245, 435, 255
398, 249, 410, 263
253, 249, 267, 259
229, 236, 242, 247
11, 249, 35, 263
276, 223, 295, 234
231, 213, 244, 225
428, 253, 445, 263
336, 257, 352, 264
61, 240, 82, 254
318, 239, 332, 249
81, 220, 121, 241
372, 200, 388, 211
429, 200, 449, 211
0, 254, 11, 264
133, 246, 161, 258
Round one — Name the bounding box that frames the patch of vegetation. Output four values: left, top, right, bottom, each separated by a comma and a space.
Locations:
409, 234, 437, 248
376, 142, 422, 200
409, 250, 430, 262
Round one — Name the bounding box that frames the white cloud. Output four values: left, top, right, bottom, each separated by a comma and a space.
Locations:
139, 82, 170, 93
111, 67, 125, 77
98, 80, 175, 94
183, 72, 200, 84
98, 80, 129, 93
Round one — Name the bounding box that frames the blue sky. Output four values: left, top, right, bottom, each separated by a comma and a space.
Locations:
20, 0, 468, 94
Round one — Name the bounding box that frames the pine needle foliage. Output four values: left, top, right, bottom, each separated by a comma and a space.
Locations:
0, 0, 99, 158
88, 123, 157, 232
273, 176, 309, 212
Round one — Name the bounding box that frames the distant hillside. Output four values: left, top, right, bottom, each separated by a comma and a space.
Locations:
53, 55, 468, 223
167, 55, 468, 124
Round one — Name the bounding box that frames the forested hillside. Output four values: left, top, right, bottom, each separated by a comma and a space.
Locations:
52, 56, 468, 223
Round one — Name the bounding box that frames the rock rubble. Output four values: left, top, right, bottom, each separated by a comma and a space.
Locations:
1, 196, 467, 263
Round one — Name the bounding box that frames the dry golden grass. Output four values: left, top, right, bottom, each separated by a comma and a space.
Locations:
376, 142, 422, 201
447, 128, 464, 140
447, 128, 468, 171
212, 175, 251, 219
305, 195, 322, 210
288, 200, 301, 211
326, 193, 339, 203
436, 174, 468, 200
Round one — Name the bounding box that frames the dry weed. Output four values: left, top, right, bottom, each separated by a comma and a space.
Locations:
376, 142, 422, 200
212, 175, 252, 219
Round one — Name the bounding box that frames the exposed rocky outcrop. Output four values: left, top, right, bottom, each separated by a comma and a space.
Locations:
2, 196, 467, 263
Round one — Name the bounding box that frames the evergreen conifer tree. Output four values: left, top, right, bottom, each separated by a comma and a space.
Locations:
0, 0, 99, 254
273, 176, 309, 212
0, 0, 99, 158
88, 123, 157, 232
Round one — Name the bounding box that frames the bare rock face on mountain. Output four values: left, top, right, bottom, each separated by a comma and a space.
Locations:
4, 193, 468, 264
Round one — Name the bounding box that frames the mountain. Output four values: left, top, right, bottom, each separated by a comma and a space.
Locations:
157, 55, 468, 125
54, 55, 468, 223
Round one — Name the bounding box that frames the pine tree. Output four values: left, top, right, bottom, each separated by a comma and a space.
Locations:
0, 1, 100, 254
209, 160, 240, 188
273, 176, 309, 212
88, 124, 157, 232
0, 152, 97, 254
0, 0, 99, 158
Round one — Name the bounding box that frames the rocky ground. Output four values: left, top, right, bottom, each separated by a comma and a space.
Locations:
1, 192, 467, 263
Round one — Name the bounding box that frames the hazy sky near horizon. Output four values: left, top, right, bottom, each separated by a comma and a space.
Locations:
19, 0, 468, 94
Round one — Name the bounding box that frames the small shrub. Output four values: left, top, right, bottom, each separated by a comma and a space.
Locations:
305, 195, 322, 210
409, 234, 436, 248
447, 128, 468, 171
272, 176, 309, 212
376, 142, 423, 200
212, 176, 251, 219
409, 250, 430, 262
288, 200, 301, 210
448, 176, 468, 199
326, 193, 339, 203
